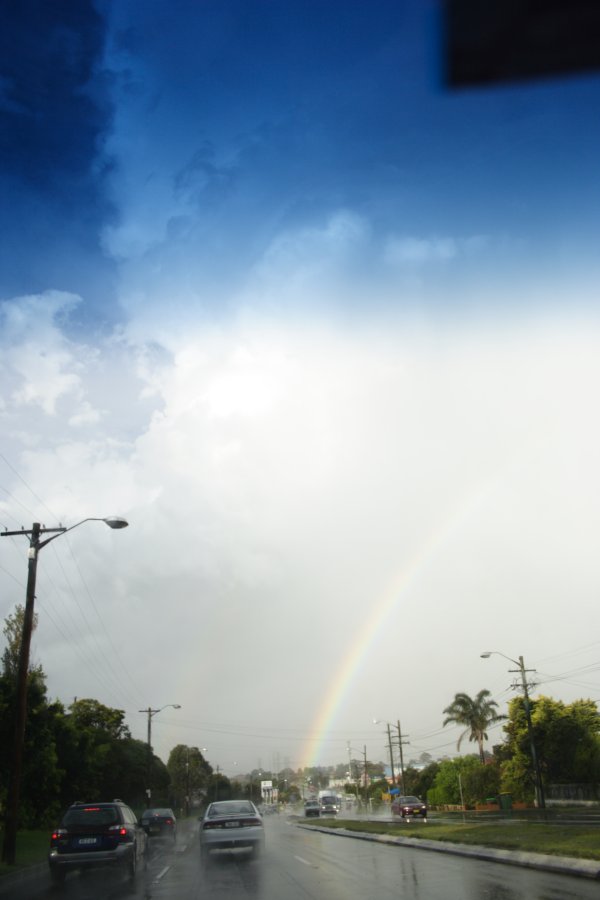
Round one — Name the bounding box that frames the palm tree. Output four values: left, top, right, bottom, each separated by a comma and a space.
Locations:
442, 690, 503, 763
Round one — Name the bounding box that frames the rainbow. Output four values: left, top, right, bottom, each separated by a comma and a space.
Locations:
299, 474, 504, 771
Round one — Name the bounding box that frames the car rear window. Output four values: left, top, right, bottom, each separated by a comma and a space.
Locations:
208, 802, 254, 817
63, 806, 119, 826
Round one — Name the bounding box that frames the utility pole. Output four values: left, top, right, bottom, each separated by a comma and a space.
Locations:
481, 650, 545, 810
385, 724, 396, 785
186, 749, 190, 816
142, 707, 154, 747
2, 522, 44, 864
363, 745, 369, 805
510, 656, 545, 809
138, 704, 181, 808
1, 516, 128, 865
395, 720, 409, 795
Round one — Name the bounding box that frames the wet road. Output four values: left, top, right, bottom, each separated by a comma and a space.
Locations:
6, 816, 600, 900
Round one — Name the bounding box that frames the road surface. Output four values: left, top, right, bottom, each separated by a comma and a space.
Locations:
4, 816, 598, 899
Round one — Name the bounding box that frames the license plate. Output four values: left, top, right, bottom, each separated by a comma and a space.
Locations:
150, 826, 160, 834
225, 821, 239, 828
78, 837, 98, 846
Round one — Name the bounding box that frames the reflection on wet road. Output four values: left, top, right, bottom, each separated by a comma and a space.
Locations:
5, 818, 599, 900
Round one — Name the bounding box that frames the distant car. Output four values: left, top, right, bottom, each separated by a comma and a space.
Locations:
391, 795, 427, 822
319, 796, 338, 816
199, 800, 265, 861
140, 808, 177, 841
48, 800, 147, 886
304, 800, 320, 817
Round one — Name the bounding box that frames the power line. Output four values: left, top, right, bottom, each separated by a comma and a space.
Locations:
0, 452, 143, 708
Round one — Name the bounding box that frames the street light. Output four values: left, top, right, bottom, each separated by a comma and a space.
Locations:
140, 704, 182, 749
481, 650, 545, 809
139, 704, 181, 808
1, 516, 129, 865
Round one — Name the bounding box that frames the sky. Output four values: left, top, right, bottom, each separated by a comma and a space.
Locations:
2, 1, 600, 779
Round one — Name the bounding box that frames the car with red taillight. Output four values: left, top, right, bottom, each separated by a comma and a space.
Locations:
390, 795, 428, 822
199, 800, 265, 861
48, 800, 147, 886
140, 807, 177, 842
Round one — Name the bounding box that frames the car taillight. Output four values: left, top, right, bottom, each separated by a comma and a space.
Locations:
108, 825, 131, 841
242, 818, 262, 827
203, 821, 220, 829
50, 828, 67, 845
165, 818, 173, 825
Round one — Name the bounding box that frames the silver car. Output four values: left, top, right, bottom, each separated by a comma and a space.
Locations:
199, 800, 265, 861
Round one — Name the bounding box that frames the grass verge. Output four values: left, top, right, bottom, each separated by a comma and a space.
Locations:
305, 818, 600, 862
0, 830, 48, 877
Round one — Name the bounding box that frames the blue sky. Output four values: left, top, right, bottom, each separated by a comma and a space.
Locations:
1, 1, 600, 773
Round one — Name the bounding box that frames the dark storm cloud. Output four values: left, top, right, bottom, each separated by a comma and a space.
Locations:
0, 0, 117, 323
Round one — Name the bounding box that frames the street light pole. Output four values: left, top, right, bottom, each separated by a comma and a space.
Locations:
140, 703, 182, 750
481, 650, 545, 809
1, 516, 128, 865
139, 704, 181, 806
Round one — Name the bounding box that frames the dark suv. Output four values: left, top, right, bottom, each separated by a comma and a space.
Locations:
140, 807, 177, 842
48, 800, 147, 886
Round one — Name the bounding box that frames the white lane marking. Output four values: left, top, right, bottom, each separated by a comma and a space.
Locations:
294, 855, 312, 866
153, 865, 171, 882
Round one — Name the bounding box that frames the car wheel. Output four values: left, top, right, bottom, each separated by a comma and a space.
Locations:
126, 847, 138, 887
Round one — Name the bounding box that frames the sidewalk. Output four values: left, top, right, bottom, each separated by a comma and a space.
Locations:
297, 823, 600, 881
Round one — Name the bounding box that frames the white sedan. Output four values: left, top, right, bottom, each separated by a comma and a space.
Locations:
199, 800, 265, 861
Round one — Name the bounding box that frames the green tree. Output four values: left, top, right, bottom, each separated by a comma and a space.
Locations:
58, 699, 153, 806
463, 760, 501, 804
207, 771, 232, 802
2, 604, 42, 679
427, 755, 481, 807
500, 695, 600, 802
405, 761, 440, 799
443, 690, 503, 763
367, 778, 390, 807
0, 606, 62, 827
69, 698, 131, 740
167, 745, 212, 812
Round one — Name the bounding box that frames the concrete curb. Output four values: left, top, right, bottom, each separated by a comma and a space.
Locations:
296, 823, 600, 881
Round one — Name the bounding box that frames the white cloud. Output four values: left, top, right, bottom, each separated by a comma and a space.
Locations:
2, 283, 600, 771
1, 291, 83, 415
384, 234, 489, 266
